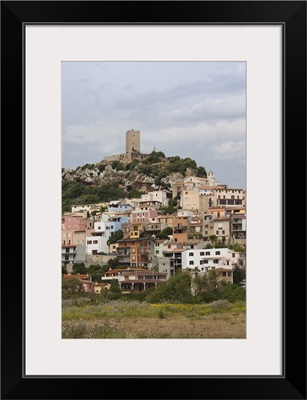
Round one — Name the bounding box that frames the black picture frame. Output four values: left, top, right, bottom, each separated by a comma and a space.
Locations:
1, 1, 306, 399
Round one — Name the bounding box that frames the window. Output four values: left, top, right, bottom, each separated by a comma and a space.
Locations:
189, 261, 194, 265
213, 259, 219, 264
222, 230, 225, 234
93, 240, 98, 244
216, 231, 219, 235
200, 252, 204, 256
204, 260, 208, 264
189, 252, 194, 256
223, 272, 227, 277
232, 253, 235, 257
200, 260, 204, 265
205, 251, 210, 255
87, 240, 92, 244
215, 251, 220, 255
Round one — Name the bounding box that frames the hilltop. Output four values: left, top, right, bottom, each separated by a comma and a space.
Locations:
62, 150, 207, 212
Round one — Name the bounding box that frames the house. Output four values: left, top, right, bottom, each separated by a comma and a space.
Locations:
63, 273, 95, 292
85, 236, 109, 255
172, 216, 190, 243
116, 237, 155, 268
213, 217, 231, 243
214, 186, 246, 208
203, 213, 215, 238
207, 267, 234, 283
181, 188, 200, 211
160, 248, 184, 273
62, 214, 87, 231
108, 203, 132, 213
140, 190, 170, 206
230, 214, 247, 241
62, 244, 77, 267
131, 208, 158, 224
181, 248, 241, 273
118, 270, 167, 292
101, 268, 145, 283
93, 283, 111, 293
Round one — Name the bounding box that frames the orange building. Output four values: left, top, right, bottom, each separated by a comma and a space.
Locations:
172, 216, 190, 243
116, 237, 155, 267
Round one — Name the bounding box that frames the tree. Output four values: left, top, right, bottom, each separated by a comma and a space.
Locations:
87, 264, 109, 282
72, 262, 87, 275
62, 277, 84, 297
107, 258, 120, 269
146, 272, 194, 303
128, 189, 143, 199
97, 183, 126, 202
107, 230, 124, 245
233, 266, 246, 285
158, 205, 177, 215
109, 280, 121, 293
209, 235, 218, 246
196, 166, 207, 178
156, 226, 173, 239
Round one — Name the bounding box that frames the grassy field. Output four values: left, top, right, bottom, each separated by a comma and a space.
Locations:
62, 299, 246, 339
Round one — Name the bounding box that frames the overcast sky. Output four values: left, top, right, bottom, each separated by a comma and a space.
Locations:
62, 61, 246, 189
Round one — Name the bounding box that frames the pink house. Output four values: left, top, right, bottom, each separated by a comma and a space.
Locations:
63, 215, 87, 231
131, 209, 158, 223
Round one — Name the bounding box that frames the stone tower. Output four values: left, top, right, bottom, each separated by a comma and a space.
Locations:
126, 129, 140, 154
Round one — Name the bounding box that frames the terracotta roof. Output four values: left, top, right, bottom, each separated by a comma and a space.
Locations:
121, 270, 167, 276
120, 279, 166, 284
211, 268, 234, 273
63, 274, 89, 280
106, 268, 145, 274
93, 283, 109, 287
163, 249, 184, 253
199, 186, 214, 190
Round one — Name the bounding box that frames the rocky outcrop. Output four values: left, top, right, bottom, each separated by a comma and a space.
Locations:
62, 157, 203, 192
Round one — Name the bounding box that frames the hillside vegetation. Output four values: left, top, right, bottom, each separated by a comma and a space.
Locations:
62, 151, 207, 212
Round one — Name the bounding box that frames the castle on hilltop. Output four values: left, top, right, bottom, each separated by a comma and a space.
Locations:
103, 129, 149, 163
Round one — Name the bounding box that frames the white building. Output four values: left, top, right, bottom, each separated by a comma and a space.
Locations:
181, 248, 241, 273
86, 236, 109, 255
140, 191, 169, 206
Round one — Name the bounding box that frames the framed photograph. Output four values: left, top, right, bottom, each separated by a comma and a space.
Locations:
1, 1, 306, 399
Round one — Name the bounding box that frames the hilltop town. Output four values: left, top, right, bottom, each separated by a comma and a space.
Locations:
62, 130, 246, 294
